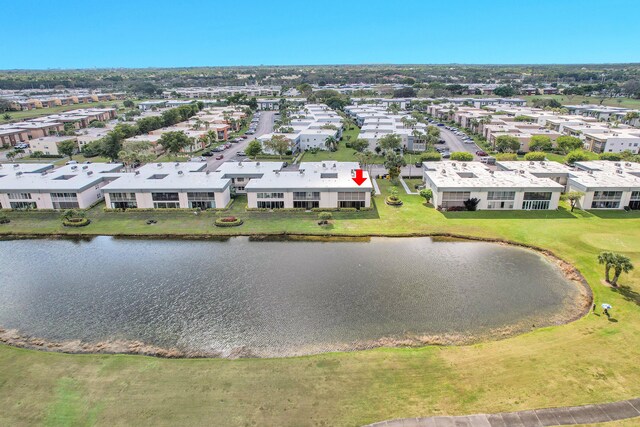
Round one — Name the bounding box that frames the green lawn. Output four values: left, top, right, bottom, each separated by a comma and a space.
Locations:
1, 183, 640, 426
0, 101, 129, 125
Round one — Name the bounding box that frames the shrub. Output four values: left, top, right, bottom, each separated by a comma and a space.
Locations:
463, 198, 480, 211
524, 151, 547, 161
565, 149, 590, 165
599, 152, 622, 161
0, 215, 10, 224
62, 218, 90, 227
495, 153, 517, 161
420, 151, 441, 162
449, 151, 473, 161
214, 217, 243, 227
419, 189, 433, 204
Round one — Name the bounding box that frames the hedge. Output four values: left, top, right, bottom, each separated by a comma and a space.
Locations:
214, 218, 244, 227
62, 218, 91, 227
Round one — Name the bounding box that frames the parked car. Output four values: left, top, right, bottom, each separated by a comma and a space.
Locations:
436, 139, 445, 144
66, 160, 78, 165
480, 156, 496, 165
189, 156, 207, 162
476, 150, 488, 156
83, 161, 92, 164
15, 143, 29, 149
282, 161, 289, 167
415, 162, 422, 168
236, 151, 246, 157
441, 152, 451, 159
437, 123, 445, 127
224, 143, 232, 149
202, 151, 213, 157
246, 130, 255, 135
241, 135, 248, 140
464, 139, 474, 144
215, 154, 224, 160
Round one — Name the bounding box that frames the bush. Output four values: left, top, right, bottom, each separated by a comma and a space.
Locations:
565, 149, 590, 165
449, 151, 473, 161
420, 151, 441, 162
524, 151, 546, 161
495, 153, 517, 161
0, 215, 10, 224
62, 218, 90, 227
214, 217, 243, 227
89, 120, 106, 128
599, 152, 622, 161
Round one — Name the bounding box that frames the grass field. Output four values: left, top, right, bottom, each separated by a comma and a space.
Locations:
523, 95, 640, 109
0, 101, 127, 125
0, 181, 639, 426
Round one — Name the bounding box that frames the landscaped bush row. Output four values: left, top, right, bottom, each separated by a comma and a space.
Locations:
103, 207, 227, 213
246, 207, 308, 212
385, 197, 403, 206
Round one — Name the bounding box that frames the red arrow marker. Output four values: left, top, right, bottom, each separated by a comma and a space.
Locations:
352, 169, 367, 186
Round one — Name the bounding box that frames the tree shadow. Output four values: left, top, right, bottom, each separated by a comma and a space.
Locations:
607, 318, 619, 323
611, 284, 640, 307
587, 210, 640, 220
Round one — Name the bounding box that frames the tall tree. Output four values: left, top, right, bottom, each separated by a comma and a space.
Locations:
158, 131, 192, 158
57, 139, 78, 160
246, 140, 262, 159
383, 152, 406, 181
556, 135, 583, 154
263, 135, 292, 159
378, 134, 402, 153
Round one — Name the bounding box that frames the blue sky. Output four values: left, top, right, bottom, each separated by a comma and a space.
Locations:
2, 0, 639, 69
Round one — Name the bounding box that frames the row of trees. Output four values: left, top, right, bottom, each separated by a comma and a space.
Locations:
82, 102, 205, 161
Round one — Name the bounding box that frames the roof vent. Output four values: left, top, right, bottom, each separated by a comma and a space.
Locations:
135, 171, 140, 175
71, 165, 78, 170
16, 171, 23, 177
178, 170, 184, 175
238, 162, 243, 167
322, 162, 326, 168
206, 171, 210, 175
157, 163, 162, 168
82, 165, 88, 170
616, 169, 623, 174
299, 169, 305, 174
87, 171, 93, 176
175, 162, 180, 167
275, 170, 280, 175
13, 164, 19, 168
256, 162, 260, 166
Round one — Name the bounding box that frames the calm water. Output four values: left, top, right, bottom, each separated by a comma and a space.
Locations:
0, 236, 581, 356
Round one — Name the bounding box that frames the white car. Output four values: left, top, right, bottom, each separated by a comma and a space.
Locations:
189, 156, 207, 162
15, 143, 29, 149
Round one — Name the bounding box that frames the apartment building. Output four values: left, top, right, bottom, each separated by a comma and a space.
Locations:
0, 163, 123, 209
215, 161, 285, 194
245, 161, 372, 209
423, 161, 564, 210
27, 136, 78, 156
101, 162, 230, 209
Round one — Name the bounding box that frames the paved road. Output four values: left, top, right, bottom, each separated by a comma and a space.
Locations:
438, 126, 482, 158
366, 397, 640, 427
204, 111, 275, 171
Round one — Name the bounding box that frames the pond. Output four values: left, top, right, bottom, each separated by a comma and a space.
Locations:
0, 236, 588, 357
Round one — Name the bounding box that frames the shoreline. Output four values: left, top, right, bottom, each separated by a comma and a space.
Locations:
0, 232, 593, 359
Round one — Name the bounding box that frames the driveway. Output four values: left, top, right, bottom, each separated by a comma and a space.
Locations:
204, 111, 275, 171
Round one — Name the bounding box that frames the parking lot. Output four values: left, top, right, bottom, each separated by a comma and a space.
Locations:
198, 110, 275, 171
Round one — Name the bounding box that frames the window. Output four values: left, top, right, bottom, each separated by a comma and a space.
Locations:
337, 192, 366, 201
236, 177, 245, 182
8, 192, 32, 200
187, 192, 216, 209
257, 201, 284, 209
51, 192, 78, 199
147, 174, 169, 180
293, 192, 320, 200
153, 202, 180, 208
591, 191, 623, 209
151, 192, 179, 201
10, 201, 37, 209
487, 191, 515, 201
293, 201, 319, 209
256, 192, 284, 199
523, 192, 552, 201
109, 192, 136, 202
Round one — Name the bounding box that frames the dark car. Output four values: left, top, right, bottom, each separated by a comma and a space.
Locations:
202, 151, 213, 157
241, 135, 248, 140
436, 139, 445, 144
415, 162, 422, 167
442, 152, 451, 158
475, 150, 488, 156
236, 152, 246, 157
215, 154, 224, 160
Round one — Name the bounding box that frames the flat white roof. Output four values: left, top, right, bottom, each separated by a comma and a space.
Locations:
101, 170, 230, 192
0, 163, 123, 192
423, 161, 564, 191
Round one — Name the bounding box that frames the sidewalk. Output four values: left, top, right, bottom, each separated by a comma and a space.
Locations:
399, 177, 418, 195
366, 397, 640, 427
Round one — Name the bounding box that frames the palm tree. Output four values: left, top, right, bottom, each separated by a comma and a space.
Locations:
610, 254, 634, 286
598, 252, 616, 283
324, 136, 338, 152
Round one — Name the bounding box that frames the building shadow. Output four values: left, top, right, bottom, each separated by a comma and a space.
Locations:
440, 208, 578, 220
